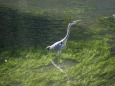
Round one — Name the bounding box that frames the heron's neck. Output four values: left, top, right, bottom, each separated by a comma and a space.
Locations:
63, 23, 71, 41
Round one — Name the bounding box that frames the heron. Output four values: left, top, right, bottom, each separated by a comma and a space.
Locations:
46, 20, 81, 58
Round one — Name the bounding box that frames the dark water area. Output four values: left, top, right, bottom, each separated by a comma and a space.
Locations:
0, 6, 67, 49
0, 0, 115, 50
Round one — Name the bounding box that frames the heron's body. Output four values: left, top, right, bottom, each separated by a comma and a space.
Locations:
46, 20, 81, 55
48, 40, 63, 51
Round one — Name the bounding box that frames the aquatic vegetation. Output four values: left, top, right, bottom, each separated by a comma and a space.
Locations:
0, 2, 115, 86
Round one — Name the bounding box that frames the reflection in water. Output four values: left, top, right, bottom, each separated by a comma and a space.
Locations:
51, 59, 70, 82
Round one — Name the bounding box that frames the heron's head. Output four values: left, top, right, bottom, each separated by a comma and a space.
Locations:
113, 14, 115, 18
70, 20, 81, 26
46, 46, 51, 51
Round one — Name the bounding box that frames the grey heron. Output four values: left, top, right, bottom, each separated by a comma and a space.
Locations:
46, 20, 81, 58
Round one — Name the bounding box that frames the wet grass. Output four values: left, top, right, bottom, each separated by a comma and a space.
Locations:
0, 6, 115, 86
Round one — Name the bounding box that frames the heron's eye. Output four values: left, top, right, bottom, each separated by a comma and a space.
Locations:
69, 21, 73, 23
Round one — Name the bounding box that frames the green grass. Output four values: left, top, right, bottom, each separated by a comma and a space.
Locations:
0, 16, 115, 86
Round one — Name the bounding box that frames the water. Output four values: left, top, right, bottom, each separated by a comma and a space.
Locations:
0, 0, 115, 49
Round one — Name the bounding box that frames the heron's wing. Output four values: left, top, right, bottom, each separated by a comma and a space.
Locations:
52, 41, 63, 50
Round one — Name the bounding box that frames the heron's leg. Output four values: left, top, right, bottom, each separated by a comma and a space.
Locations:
57, 50, 61, 60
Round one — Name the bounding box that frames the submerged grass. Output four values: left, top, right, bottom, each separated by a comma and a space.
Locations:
0, 9, 115, 86
0, 32, 115, 85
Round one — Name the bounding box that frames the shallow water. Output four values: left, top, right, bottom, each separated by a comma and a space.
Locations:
0, 0, 114, 16
0, 0, 115, 49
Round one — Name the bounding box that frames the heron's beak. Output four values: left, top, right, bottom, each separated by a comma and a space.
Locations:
76, 20, 81, 22
73, 20, 81, 24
